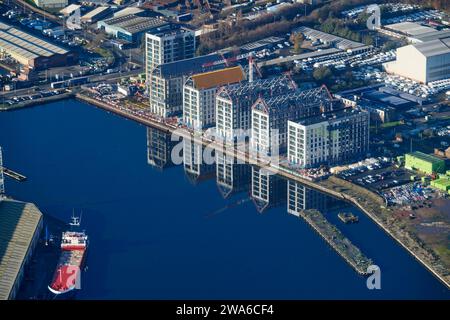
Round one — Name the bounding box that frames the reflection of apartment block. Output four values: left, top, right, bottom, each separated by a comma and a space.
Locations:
216, 75, 296, 141
287, 108, 370, 168
251, 86, 334, 156
216, 153, 251, 198
287, 180, 331, 216
183, 66, 245, 130
384, 38, 450, 83
146, 127, 177, 170
251, 167, 286, 213
149, 53, 229, 117
183, 140, 215, 184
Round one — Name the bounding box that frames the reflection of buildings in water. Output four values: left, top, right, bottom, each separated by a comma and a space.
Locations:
251, 166, 286, 213
183, 140, 215, 184
146, 127, 177, 170
287, 180, 341, 217
215, 152, 251, 199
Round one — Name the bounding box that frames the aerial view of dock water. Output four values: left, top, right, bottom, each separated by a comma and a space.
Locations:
0, 0, 449, 312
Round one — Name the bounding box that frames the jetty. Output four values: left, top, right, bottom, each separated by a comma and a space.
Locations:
301, 209, 372, 275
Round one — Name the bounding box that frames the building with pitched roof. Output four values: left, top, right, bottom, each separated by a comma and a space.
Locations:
251, 86, 335, 156
216, 75, 297, 141
149, 53, 231, 117
384, 37, 450, 83
0, 22, 76, 70
0, 199, 43, 300
183, 66, 245, 130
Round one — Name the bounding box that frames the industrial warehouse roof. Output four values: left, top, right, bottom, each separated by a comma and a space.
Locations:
406, 151, 445, 164
0, 23, 68, 61
413, 37, 450, 57
293, 26, 365, 50
413, 29, 450, 43
154, 53, 224, 78
0, 199, 42, 300
385, 22, 436, 36
113, 7, 145, 18
190, 66, 245, 90
60, 4, 81, 16
100, 14, 168, 35
81, 6, 110, 20
240, 36, 285, 52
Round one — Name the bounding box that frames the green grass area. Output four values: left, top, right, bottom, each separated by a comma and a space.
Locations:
380, 121, 403, 128
433, 245, 450, 266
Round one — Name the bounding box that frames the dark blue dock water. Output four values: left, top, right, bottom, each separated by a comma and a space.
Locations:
0, 100, 448, 299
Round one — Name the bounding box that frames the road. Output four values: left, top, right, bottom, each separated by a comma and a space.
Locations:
0, 68, 143, 100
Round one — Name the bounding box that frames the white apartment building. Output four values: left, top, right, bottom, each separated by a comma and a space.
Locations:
287, 108, 370, 168
183, 66, 245, 130
145, 26, 195, 88
216, 75, 296, 141
251, 86, 334, 156
148, 53, 227, 117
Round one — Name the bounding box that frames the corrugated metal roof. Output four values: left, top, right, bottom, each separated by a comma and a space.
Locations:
0, 199, 42, 300
190, 66, 245, 90
81, 6, 110, 20
155, 53, 223, 78
385, 22, 435, 36
0, 23, 67, 63
407, 151, 445, 164
102, 14, 168, 34
414, 38, 450, 57
60, 4, 81, 16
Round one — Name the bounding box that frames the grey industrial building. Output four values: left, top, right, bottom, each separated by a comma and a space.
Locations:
384, 36, 450, 84
98, 14, 169, 43
0, 22, 75, 70
0, 199, 43, 300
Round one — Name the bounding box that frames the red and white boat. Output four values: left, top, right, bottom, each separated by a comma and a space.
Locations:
48, 214, 88, 296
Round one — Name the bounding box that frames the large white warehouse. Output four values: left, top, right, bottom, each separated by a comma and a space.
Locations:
384, 37, 450, 84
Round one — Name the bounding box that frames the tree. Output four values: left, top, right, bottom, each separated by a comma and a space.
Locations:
291, 33, 305, 54
313, 66, 333, 82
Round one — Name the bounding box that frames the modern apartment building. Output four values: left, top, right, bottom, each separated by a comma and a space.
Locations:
183, 66, 245, 130
287, 108, 370, 168
251, 86, 335, 156
148, 53, 229, 117
216, 75, 297, 142
145, 25, 195, 88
